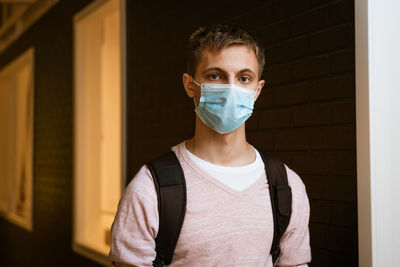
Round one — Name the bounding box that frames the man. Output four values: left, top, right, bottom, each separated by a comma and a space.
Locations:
109, 24, 311, 266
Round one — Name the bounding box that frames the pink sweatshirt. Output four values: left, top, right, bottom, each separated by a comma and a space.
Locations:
109, 142, 311, 266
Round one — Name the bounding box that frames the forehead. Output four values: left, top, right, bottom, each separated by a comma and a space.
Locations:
196, 45, 259, 74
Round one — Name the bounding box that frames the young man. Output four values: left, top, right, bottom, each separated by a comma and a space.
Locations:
109, 24, 311, 266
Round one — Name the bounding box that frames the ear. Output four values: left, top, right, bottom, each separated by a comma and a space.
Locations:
183, 73, 196, 98
254, 79, 265, 101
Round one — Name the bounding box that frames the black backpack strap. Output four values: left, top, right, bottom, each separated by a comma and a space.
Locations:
259, 151, 292, 265
147, 151, 187, 266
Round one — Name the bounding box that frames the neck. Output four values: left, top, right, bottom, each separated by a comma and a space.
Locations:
186, 116, 255, 166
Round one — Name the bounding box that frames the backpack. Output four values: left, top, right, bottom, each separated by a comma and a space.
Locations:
147, 150, 292, 267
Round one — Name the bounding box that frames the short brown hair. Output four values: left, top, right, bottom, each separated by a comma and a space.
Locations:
187, 24, 265, 79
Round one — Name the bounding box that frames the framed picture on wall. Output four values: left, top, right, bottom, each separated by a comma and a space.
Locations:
73, 0, 126, 265
0, 47, 34, 231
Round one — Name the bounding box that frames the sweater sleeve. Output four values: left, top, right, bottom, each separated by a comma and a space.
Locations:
276, 166, 312, 267
108, 165, 159, 267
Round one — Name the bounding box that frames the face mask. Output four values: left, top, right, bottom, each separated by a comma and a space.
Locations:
193, 79, 257, 134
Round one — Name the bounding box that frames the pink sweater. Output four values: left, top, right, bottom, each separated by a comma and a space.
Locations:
109, 142, 311, 266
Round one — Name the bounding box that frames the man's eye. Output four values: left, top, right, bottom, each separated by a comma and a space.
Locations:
209, 73, 220, 80
240, 76, 250, 83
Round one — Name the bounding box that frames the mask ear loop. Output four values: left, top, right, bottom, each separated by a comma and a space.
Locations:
193, 97, 197, 108
192, 78, 201, 108
254, 85, 259, 101
192, 78, 201, 87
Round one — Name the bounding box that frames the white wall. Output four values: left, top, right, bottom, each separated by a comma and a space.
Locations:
356, 1, 400, 266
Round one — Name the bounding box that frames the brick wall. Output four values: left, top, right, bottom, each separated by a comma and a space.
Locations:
127, 0, 357, 266
0, 1, 102, 266
0, 0, 356, 266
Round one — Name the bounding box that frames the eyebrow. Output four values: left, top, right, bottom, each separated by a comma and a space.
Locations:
202, 67, 225, 74
202, 67, 257, 77
238, 68, 256, 77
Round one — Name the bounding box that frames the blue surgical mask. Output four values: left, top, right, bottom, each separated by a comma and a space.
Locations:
193, 79, 257, 134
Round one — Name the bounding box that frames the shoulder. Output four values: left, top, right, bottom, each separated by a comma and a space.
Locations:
109, 165, 159, 265
126, 165, 154, 192
283, 164, 310, 227
255, 148, 307, 196
283, 165, 310, 222
121, 165, 157, 207
112, 164, 159, 237
123, 144, 184, 200
277, 165, 311, 265
284, 164, 307, 197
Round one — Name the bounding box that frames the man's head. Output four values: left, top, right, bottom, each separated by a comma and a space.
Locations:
182, 24, 266, 135
187, 24, 265, 80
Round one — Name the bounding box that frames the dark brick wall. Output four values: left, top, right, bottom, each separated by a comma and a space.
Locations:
127, 0, 357, 266
0, 1, 101, 267
0, 0, 356, 266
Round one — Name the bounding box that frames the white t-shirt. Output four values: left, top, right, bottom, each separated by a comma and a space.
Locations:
184, 144, 265, 192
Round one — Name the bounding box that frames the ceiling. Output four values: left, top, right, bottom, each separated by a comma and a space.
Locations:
0, 0, 36, 28
0, 0, 59, 54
